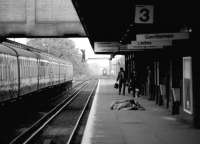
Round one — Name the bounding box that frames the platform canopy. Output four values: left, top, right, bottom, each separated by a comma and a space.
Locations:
0, 0, 86, 37
0, 0, 193, 54
72, 0, 193, 53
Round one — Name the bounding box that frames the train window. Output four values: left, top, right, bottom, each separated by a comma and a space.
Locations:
31, 60, 33, 77
21, 58, 24, 78
2, 57, 4, 81
25, 59, 27, 77
0, 55, 3, 81
26, 59, 28, 77
23, 59, 25, 78
34, 60, 36, 77
21, 59, 24, 78
10, 57, 16, 80
27, 59, 30, 77
7, 56, 10, 81
35, 60, 37, 77
30, 60, 33, 77
0, 64, 1, 81
26, 59, 28, 78
0, 55, 3, 63
29, 60, 31, 77
5, 55, 8, 81
32, 60, 35, 77
28, 59, 30, 77
42, 61, 45, 78
24, 59, 26, 78
26, 59, 27, 78
21, 59, 23, 78
30, 60, 32, 77
24, 59, 26, 77
0, 58, 3, 81
0, 63, 2, 81
40, 61, 44, 66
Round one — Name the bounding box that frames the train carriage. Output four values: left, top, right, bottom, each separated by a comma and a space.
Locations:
5, 45, 39, 96
37, 54, 50, 89
0, 44, 18, 102
64, 61, 73, 82
50, 58, 61, 86
40, 53, 60, 87
0, 39, 73, 103
54, 58, 73, 85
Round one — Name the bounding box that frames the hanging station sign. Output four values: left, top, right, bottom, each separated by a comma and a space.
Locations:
131, 40, 172, 47
135, 5, 154, 24
127, 44, 162, 50
94, 42, 120, 53
136, 32, 189, 41
119, 40, 172, 51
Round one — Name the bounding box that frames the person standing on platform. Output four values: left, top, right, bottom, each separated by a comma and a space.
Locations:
116, 67, 126, 95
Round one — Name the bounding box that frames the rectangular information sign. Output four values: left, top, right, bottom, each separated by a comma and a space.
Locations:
119, 44, 163, 52
127, 44, 162, 50
94, 42, 119, 53
136, 32, 189, 41
131, 40, 172, 46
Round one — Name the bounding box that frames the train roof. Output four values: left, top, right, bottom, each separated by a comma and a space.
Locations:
0, 44, 17, 56
40, 52, 72, 66
2, 42, 38, 58
1, 39, 73, 65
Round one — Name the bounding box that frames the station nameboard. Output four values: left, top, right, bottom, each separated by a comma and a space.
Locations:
136, 32, 189, 41
119, 40, 170, 52
127, 44, 162, 50
94, 42, 120, 53
131, 40, 172, 46
0, 0, 86, 37
119, 44, 162, 52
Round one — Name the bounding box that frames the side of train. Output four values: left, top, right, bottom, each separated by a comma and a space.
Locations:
0, 39, 73, 103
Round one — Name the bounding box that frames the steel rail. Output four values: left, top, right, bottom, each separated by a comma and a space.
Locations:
9, 80, 90, 144
66, 79, 99, 144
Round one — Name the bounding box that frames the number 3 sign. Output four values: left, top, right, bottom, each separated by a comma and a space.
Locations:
135, 5, 154, 24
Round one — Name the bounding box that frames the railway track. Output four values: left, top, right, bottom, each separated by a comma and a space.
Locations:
8, 79, 98, 144
0, 80, 89, 143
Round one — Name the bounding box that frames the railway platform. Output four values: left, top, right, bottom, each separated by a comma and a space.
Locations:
81, 79, 200, 144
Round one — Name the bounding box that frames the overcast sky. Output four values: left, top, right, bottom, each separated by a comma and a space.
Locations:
9, 38, 109, 59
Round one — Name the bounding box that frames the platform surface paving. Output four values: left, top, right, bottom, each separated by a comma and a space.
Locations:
81, 79, 200, 144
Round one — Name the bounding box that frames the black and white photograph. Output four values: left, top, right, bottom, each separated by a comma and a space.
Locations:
0, 0, 196, 144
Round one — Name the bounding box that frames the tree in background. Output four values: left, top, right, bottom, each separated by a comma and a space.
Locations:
27, 38, 91, 79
